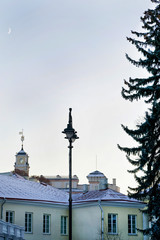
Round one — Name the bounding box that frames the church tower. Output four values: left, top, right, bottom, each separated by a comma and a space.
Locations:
14, 131, 30, 177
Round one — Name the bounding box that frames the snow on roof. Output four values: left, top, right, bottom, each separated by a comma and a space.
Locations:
73, 188, 144, 205
0, 175, 68, 204
0, 175, 145, 207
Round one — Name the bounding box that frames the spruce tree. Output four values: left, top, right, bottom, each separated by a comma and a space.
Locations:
118, 1, 160, 239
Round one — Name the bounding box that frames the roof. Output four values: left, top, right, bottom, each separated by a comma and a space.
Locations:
16, 147, 28, 156
87, 170, 106, 178
0, 175, 145, 208
73, 188, 145, 206
0, 175, 68, 204
45, 175, 79, 180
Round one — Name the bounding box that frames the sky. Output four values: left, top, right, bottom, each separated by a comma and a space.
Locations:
0, 0, 154, 194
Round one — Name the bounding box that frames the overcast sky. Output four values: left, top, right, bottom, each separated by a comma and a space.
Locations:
0, 0, 153, 193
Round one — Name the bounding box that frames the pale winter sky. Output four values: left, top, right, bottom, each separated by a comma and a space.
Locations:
0, 0, 153, 194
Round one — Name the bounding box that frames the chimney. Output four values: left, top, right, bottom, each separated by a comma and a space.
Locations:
113, 178, 116, 185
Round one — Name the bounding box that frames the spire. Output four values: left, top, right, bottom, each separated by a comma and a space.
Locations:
19, 129, 24, 150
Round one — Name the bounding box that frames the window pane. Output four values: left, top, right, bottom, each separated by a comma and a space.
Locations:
108, 214, 117, 234
128, 215, 136, 234
43, 214, 50, 234
61, 216, 67, 235
108, 214, 111, 232
25, 213, 32, 233
6, 212, 9, 222
10, 212, 13, 224
6, 211, 14, 224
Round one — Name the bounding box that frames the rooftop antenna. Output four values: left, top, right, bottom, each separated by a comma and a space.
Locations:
96, 155, 98, 170
19, 129, 24, 150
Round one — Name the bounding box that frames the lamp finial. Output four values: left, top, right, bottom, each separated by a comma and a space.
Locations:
69, 108, 72, 126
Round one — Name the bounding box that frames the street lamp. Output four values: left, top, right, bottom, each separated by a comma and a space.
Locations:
62, 108, 78, 240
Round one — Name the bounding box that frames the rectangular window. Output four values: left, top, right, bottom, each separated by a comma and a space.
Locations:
108, 214, 117, 234
128, 215, 137, 235
6, 211, 14, 224
43, 214, 50, 234
25, 213, 32, 233
61, 216, 68, 235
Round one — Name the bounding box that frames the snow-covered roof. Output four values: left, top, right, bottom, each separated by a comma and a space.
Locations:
0, 175, 145, 208
73, 188, 145, 206
0, 175, 68, 204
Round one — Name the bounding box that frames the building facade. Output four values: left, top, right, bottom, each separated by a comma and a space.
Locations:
0, 174, 149, 240
44, 170, 120, 193
72, 189, 148, 240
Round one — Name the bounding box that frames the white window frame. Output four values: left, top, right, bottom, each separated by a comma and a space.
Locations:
6, 211, 14, 224
43, 214, 51, 234
25, 212, 33, 233
108, 214, 117, 234
128, 215, 137, 235
61, 216, 68, 235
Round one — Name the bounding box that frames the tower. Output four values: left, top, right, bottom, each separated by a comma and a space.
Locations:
14, 131, 30, 176
87, 170, 108, 191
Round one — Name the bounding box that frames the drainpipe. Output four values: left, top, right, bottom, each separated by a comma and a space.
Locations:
98, 200, 104, 240
1, 198, 6, 220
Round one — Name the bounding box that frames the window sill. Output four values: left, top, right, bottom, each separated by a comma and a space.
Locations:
108, 233, 118, 235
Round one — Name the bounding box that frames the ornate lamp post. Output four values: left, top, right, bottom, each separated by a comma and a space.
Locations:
62, 108, 78, 240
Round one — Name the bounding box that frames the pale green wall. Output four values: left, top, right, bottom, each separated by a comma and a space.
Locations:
103, 206, 143, 240
72, 204, 144, 240
2, 202, 69, 240
0, 201, 145, 240
72, 205, 101, 240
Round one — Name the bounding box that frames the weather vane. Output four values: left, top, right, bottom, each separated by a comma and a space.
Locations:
19, 129, 24, 148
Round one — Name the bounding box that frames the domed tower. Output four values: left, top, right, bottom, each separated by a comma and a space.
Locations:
14, 131, 30, 177
87, 170, 108, 191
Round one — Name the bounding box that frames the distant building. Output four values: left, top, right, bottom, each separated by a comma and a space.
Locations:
44, 175, 80, 193
44, 170, 120, 193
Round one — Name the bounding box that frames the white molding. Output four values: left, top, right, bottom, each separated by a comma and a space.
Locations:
1, 199, 68, 209
72, 200, 146, 209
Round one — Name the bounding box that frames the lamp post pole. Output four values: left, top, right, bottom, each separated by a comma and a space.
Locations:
62, 108, 78, 240
69, 138, 72, 240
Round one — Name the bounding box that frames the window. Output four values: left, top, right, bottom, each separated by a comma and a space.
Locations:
108, 214, 117, 234
25, 213, 32, 233
61, 216, 68, 235
128, 215, 137, 235
6, 211, 14, 223
43, 214, 50, 234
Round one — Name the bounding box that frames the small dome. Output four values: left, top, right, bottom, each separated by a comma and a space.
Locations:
16, 147, 27, 156
87, 170, 105, 178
